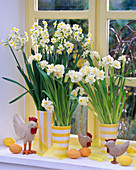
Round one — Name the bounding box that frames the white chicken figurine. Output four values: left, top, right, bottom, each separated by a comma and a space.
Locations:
105, 139, 129, 164
13, 114, 38, 155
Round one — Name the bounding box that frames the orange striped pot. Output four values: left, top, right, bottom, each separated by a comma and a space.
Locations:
52, 125, 71, 157
36, 110, 52, 152
100, 123, 118, 153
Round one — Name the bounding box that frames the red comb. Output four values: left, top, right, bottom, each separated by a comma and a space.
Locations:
29, 117, 37, 123
105, 138, 117, 142
86, 132, 92, 138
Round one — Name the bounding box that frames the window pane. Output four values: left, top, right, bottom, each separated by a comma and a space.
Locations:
109, 0, 136, 10
109, 20, 136, 77
38, 0, 88, 10
71, 105, 88, 135
118, 86, 136, 140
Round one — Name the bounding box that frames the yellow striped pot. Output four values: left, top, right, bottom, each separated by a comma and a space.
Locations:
36, 110, 52, 152
100, 123, 118, 153
52, 125, 71, 157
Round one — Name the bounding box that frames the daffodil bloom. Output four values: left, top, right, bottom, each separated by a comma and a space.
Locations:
118, 55, 126, 62
72, 24, 79, 30
53, 20, 57, 28
39, 60, 48, 69
112, 60, 121, 69
28, 55, 34, 64
58, 44, 64, 51
9, 40, 14, 46
71, 90, 77, 99
78, 96, 89, 106
96, 70, 105, 80
57, 49, 62, 54
85, 74, 96, 84
33, 22, 38, 29
67, 48, 73, 54
51, 37, 56, 43
102, 55, 113, 64
34, 53, 42, 61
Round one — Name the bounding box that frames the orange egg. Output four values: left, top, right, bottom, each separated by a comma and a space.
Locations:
9, 144, 22, 154
79, 147, 91, 157
67, 149, 81, 159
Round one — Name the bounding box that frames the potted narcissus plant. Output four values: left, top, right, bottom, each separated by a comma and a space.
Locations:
68, 52, 136, 152
36, 21, 92, 156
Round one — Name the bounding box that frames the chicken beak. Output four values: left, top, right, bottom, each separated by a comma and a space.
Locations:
105, 144, 107, 147
35, 124, 38, 129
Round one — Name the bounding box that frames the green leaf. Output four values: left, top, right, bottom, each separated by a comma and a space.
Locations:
9, 91, 29, 104
2, 77, 28, 91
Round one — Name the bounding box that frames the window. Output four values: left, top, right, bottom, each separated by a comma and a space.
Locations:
25, 0, 136, 143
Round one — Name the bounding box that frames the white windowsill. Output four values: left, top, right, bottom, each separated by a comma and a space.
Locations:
0, 141, 134, 170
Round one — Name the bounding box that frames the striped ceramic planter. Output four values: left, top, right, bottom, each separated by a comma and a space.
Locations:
36, 110, 52, 152
52, 125, 71, 157
100, 123, 118, 153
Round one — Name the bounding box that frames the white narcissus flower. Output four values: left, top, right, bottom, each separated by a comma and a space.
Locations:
47, 64, 54, 75
76, 87, 85, 95
58, 44, 64, 51
90, 67, 99, 76
67, 48, 73, 54
68, 71, 83, 83
41, 98, 54, 113
64, 41, 70, 48
34, 53, 42, 61
46, 105, 54, 112
85, 74, 96, 84
40, 39, 45, 46
53, 20, 57, 28
72, 24, 79, 30
28, 54, 34, 64
79, 66, 92, 76
9, 40, 14, 46
39, 60, 48, 70
33, 30, 39, 37
57, 49, 62, 54
53, 64, 65, 79
51, 37, 56, 43
90, 51, 100, 59
112, 60, 121, 69
118, 55, 126, 62
71, 90, 77, 99
42, 20, 47, 26
33, 22, 38, 29
102, 55, 114, 65
78, 96, 89, 106
83, 61, 90, 66
98, 61, 105, 67
96, 70, 105, 80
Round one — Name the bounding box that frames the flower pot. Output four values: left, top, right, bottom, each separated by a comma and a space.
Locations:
100, 123, 118, 153
36, 110, 52, 152
52, 125, 71, 157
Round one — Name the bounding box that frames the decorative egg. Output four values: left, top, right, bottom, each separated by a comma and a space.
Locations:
79, 147, 91, 157
118, 155, 132, 166
3, 137, 16, 147
127, 146, 136, 153
9, 144, 22, 154
67, 149, 81, 159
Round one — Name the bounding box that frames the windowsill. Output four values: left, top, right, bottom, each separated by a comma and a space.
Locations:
0, 140, 134, 170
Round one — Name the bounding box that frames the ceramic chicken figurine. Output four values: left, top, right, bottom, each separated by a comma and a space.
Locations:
78, 131, 92, 147
13, 114, 38, 155
105, 139, 129, 164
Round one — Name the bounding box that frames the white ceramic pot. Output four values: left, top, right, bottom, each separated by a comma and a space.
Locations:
36, 110, 52, 152
100, 123, 118, 153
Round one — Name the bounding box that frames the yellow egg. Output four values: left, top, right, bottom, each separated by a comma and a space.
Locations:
3, 137, 16, 147
127, 146, 136, 153
118, 155, 132, 166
